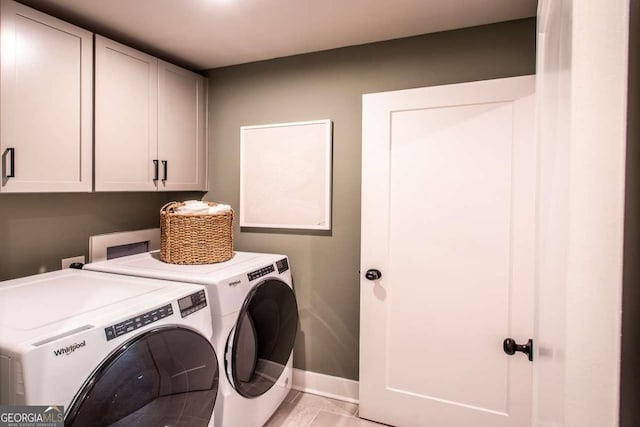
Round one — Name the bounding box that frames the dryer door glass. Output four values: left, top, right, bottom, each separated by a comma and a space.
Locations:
228, 278, 299, 398
66, 327, 218, 427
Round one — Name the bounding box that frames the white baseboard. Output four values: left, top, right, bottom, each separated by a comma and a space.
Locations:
291, 368, 359, 404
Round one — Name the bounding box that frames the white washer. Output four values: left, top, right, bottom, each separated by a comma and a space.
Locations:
86, 251, 298, 427
0, 269, 219, 427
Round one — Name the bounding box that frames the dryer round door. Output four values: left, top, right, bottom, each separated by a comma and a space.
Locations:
226, 278, 299, 398
66, 326, 218, 427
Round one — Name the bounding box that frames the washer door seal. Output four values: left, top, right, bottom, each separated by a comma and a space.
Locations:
226, 278, 299, 398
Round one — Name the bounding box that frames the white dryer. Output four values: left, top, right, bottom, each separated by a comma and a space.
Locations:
0, 269, 219, 427
86, 251, 298, 427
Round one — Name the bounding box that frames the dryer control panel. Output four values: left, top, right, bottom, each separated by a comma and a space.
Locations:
248, 264, 275, 281
276, 258, 289, 274
178, 289, 207, 318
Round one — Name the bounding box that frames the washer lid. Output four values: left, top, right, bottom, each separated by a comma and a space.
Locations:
85, 250, 285, 285
0, 269, 172, 331
0, 270, 210, 356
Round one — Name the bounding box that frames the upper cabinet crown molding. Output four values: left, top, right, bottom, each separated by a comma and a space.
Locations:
0, 0, 93, 192
95, 35, 207, 192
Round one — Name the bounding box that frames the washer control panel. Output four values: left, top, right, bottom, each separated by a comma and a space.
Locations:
104, 304, 173, 341
178, 289, 208, 318
248, 264, 275, 281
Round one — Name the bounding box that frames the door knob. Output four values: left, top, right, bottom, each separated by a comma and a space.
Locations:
503, 338, 533, 361
365, 269, 382, 280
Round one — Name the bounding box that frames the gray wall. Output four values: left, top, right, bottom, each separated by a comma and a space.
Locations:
0, 192, 202, 281
620, 0, 639, 425
205, 18, 536, 380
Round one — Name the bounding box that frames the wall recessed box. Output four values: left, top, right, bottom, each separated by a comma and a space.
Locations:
89, 228, 160, 262
240, 120, 333, 230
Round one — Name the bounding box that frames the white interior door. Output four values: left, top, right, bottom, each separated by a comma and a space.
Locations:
360, 75, 536, 427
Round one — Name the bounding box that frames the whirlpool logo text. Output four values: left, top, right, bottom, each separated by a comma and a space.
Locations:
53, 340, 86, 357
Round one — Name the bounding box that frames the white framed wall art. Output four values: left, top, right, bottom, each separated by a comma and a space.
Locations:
240, 119, 333, 230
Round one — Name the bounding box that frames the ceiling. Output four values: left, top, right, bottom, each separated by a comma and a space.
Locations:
18, 0, 537, 71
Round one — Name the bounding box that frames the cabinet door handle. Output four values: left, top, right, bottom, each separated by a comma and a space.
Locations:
162, 160, 168, 181
153, 160, 159, 181
6, 148, 15, 178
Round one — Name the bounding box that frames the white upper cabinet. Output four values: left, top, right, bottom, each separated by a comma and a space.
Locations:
95, 36, 207, 192
158, 60, 207, 191
95, 36, 158, 191
0, 0, 93, 192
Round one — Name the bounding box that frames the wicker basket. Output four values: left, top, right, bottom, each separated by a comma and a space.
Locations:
160, 201, 233, 264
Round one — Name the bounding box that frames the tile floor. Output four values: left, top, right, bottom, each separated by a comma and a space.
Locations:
264, 390, 390, 427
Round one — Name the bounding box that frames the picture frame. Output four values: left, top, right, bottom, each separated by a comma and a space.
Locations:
240, 119, 333, 230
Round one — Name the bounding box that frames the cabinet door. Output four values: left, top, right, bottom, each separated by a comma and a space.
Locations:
0, 0, 92, 192
158, 60, 207, 191
95, 35, 158, 191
